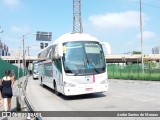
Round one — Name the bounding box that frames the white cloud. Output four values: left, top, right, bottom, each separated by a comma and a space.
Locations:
11, 25, 30, 34
88, 11, 147, 30
2, 0, 19, 7
136, 31, 157, 40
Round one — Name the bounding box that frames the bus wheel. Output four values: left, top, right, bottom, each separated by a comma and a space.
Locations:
41, 77, 44, 87
54, 81, 59, 95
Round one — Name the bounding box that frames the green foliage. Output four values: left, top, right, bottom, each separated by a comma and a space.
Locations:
132, 51, 141, 54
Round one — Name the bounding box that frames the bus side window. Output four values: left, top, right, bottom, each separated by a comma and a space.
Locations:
49, 49, 52, 59
52, 46, 56, 60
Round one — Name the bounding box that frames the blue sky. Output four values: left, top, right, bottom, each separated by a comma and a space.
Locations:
0, 0, 160, 55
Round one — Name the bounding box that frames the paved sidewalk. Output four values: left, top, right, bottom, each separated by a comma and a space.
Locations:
0, 77, 27, 120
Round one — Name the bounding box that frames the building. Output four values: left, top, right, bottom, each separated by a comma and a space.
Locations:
152, 46, 160, 54
0, 40, 9, 56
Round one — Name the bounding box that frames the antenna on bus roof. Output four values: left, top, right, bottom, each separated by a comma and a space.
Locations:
72, 0, 83, 33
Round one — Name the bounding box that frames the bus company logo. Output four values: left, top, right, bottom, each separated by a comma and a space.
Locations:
2, 112, 11, 117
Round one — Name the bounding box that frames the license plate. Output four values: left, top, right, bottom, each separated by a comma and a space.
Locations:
85, 88, 93, 91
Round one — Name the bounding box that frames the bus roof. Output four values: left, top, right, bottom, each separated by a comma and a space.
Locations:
53, 32, 100, 45
38, 33, 100, 56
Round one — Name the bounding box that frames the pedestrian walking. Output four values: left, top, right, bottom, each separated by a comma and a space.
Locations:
0, 70, 14, 111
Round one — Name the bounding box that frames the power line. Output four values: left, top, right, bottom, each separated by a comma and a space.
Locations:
129, 0, 160, 8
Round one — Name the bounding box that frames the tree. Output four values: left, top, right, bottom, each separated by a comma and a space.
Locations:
132, 51, 141, 54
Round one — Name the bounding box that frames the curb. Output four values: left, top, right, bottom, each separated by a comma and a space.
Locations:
109, 79, 160, 86
22, 76, 43, 120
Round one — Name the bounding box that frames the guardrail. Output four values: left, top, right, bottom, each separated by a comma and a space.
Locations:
21, 76, 42, 120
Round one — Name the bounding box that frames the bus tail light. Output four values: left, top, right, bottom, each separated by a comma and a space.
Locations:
64, 81, 76, 87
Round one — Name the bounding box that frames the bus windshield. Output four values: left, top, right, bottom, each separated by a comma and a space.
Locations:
63, 41, 106, 76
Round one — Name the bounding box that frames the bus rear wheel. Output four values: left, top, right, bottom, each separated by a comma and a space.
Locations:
41, 77, 44, 87
54, 81, 59, 95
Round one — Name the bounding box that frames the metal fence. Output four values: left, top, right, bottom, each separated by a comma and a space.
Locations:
107, 63, 160, 81
0, 59, 27, 80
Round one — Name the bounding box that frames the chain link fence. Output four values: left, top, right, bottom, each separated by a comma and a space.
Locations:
107, 63, 160, 81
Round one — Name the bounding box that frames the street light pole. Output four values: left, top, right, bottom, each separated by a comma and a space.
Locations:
26, 46, 30, 74
140, 0, 144, 72
28, 46, 30, 69
22, 33, 33, 76
21, 32, 50, 75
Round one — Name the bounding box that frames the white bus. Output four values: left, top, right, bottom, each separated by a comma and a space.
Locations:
32, 61, 39, 79
38, 33, 108, 96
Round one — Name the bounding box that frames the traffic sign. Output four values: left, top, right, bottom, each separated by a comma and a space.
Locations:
36, 31, 52, 41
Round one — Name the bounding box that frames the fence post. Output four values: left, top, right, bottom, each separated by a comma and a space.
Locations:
120, 67, 121, 79
138, 64, 140, 80
127, 65, 129, 80
113, 65, 115, 78
149, 63, 151, 80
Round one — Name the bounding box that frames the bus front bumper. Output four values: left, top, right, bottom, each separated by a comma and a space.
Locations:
63, 83, 108, 96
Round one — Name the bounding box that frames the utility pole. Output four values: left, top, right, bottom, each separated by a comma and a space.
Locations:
22, 35, 25, 76
73, 0, 83, 33
140, 0, 144, 72
27, 46, 30, 71
0, 26, 3, 57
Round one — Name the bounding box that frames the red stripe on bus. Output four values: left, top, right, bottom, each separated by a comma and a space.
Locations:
93, 75, 95, 83
44, 62, 52, 64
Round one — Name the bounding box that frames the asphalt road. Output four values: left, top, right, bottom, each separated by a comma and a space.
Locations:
26, 77, 160, 120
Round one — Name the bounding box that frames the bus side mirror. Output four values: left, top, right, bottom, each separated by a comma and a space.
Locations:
58, 44, 63, 57
52, 44, 63, 60
52, 46, 59, 59
100, 42, 111, 56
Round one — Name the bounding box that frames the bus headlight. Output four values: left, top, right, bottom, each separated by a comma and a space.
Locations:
100, 79, 108, 84
64, 81, 76, 87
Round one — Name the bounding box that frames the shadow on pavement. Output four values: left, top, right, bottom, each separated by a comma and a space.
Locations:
40, 84, 107, 101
